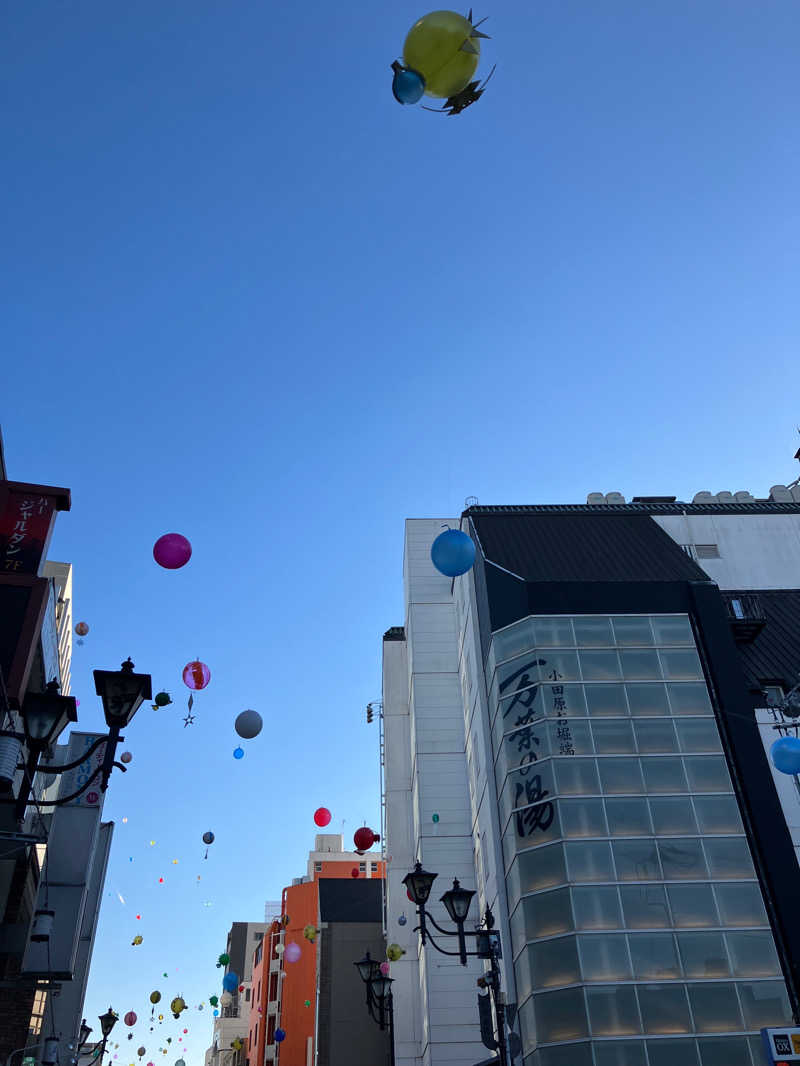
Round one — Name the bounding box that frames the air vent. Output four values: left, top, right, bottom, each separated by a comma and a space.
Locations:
695, 544, 721, 559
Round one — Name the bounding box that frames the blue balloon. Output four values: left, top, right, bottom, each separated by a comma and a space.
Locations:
392, 66, 425, 105
212, 1010, 219, 1018
233, 747, 244, 760
398, 915, 407, 926
222, 972, 239, 992
431, 529, 476, 577
771, 736, 800, 775
274, 1030, 286, 1044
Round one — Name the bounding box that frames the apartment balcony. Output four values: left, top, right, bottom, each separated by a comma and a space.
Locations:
723, 593, 766, 642
264, 1046, 276, 1061
267, 999, 279, 1015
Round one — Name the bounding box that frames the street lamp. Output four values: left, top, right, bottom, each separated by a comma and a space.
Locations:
96, 1008, 118, 1066
353, 953, 395, 1066
404, 862, 510, 1066
1, 660, 151, 823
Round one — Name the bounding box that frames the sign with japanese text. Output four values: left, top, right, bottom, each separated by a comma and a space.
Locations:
0, 488, 59, 574
58, 732, 107, 808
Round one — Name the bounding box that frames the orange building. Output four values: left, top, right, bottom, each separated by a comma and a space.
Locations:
247, 834, 388, 1066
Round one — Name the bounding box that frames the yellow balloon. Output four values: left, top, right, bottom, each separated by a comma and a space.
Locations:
403, 10, 480, 99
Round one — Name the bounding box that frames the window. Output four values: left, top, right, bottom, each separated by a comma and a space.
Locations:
713, 882, 767, 926
620, 885, 670, 929
606, 798, 651, 836
667, 884, 719, 928
628, 933, 680, 978
636, 984, 692, 1033
687, 983, 743, 1032
315, 862, 322, 872
761, 684, 785, 707
676, 932, 729, 977
359, 862, 366, 871
371, 862, 378, 871
572, 885, 623, 929
585, 984, 640, 1034
534, 987, 589, 1041
579, 935, 632, 981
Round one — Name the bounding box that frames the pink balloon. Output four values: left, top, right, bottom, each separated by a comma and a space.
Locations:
153, 534, 192, 570
380, 962, 390, 977
182, 661, 211, 690
313, 807, 331, 827
284, 942, 301, 963
124, 1012, 137, 1027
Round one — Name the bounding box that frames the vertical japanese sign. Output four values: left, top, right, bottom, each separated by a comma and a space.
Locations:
0, 489, 59, 574
57, 732, 107, 807
498, 657, 555, 839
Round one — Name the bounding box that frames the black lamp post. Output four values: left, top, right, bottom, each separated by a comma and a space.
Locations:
96, 1009, 118, 1066
1, 660, 151, 823
403, 862, 510, 1066
354, 952, 395, 1066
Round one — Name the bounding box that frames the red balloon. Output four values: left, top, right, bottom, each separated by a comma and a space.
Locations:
351, 868, 359, 878
153, 533, 192, 570
313, 807, 331, 827
182, 661, 210, 690
124, 1012, 137, 1027
353, 827, 379, 852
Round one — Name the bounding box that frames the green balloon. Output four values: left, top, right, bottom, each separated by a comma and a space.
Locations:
432, 813, 440, 823
209, 996, 218, 1007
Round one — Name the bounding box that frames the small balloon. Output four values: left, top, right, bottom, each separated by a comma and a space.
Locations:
202, 831, 215, 845
122, 817, 128, 823
431, 528, 476, 577
220, 993, 232, 1008
304, 1000, 311, 1008
209, 996, 218, 1007
351, 868, 359, 878
75, 622, 90, 637
274, 943, 285, 956
121, 752, 133, 764
380, 962, 390, 977
153, 533, 192, 570
432, 812, 439, 823
284, 942, 301, 963
772, 736, 800, 775
213, 1010, 218, 1018
131, 935, 143, 946
387, 943, 405, 962
222, 972, 238, 992
274, 1030, 285, 1044
303, 924, 317, 943
398, 915, 407, 926
313, 807, 331, 827
182, 661, 210, 690
154, 692, 172, 708
150, 992, 161, 1005
124, 1013, 137, 1027
137, 1049, 146, 1058
353, 826, 380, 851
217, 953, 229, 966
234, 709, 263, 739
233, 747, 244, 760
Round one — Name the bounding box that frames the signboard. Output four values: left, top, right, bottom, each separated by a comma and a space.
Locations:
40, 579, 61, 689
22, 733, 107, 978
762, 1027, 800, 1064
0, 576, 50, 703
0, 486, 62, 575
58, 731, 106, 807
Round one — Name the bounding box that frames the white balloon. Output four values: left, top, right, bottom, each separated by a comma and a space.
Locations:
274, 943, 285, 955
235, 709, 263, 740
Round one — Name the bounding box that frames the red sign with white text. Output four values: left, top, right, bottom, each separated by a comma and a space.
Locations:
0, 487, 61, 575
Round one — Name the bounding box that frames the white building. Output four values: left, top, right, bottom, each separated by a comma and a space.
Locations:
383, 479, 800, 1066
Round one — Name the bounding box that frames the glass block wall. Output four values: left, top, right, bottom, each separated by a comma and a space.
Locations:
487, 614, 792, 1066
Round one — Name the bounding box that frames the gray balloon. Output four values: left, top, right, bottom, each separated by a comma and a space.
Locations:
235, 709, 263, 739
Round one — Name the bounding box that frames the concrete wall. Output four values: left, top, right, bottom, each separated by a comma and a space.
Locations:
653, 513, 800, 590
317, 922, 388, 1066
383, 519, 488, 1066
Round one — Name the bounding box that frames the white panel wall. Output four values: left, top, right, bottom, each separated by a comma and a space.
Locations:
383, 519, 487, 1066
654, 514, 800, 589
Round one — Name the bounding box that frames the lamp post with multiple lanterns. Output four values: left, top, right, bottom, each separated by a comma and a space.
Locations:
402, 862, 510, 1066
354, 952, 395, 1066
0, 658, 152, 824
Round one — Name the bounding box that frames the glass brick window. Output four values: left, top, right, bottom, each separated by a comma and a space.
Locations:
490, 614, 791, 1066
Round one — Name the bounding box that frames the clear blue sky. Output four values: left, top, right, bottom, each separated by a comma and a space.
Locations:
2, 0, 798, 1060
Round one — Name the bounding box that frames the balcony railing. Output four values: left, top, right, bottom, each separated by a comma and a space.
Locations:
723, 593, 766, 642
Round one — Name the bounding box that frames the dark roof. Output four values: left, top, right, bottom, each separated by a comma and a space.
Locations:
727, 589, 800, 690
383, 626, 405, 641
469, 512, 709, 583
465, 502, 800, 517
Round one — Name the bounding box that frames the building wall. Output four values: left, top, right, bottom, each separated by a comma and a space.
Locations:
383, 518, 493, 1066
318, 921, 387, 1066
652, 514, 800, 591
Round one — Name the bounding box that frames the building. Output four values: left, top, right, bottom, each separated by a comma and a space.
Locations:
383, 477, 800, 1066
247, 834, 388, 1066
0, 433, 75, 1066
206, 922, 270, 1066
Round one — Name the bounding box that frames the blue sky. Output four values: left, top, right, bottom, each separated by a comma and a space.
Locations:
2, 0, 799, 1060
